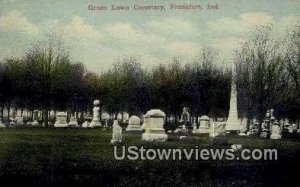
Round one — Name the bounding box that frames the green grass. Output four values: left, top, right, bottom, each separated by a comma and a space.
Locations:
0, 128, 299, 186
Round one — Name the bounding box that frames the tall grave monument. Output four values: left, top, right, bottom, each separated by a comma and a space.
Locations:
89, 100, 102, 127
225, 65, 240, 132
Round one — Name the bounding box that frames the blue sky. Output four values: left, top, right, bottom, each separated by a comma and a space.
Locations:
0, 0, 299, 72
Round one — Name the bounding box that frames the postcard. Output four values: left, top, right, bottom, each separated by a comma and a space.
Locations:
0, 0, 299, 186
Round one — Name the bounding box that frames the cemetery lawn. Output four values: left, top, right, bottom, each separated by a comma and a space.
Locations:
0, 128, 299, 186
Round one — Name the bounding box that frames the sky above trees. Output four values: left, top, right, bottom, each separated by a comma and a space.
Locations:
0, 0, 299, 73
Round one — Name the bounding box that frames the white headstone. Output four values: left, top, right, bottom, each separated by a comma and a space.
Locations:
0, 118, 5, 128
270, 122, 282, 140
123, 112, 129, 123
101, 112, 110, 128
117, 113, 122, 121
142, 109, 168, 141
82, 121, 89, 128
197, 115, 210, 134
54, 112, 68, 127
288, 125, 294, 133
32, 110, 39, 126
126, 115, 142, 131
181, 124, 188, 133
15, 116, 24, 126
90, 100, 102, 127
239, 118, 248, 136
111, 120, 123, 144
169, 115, 175, 123
16, 109, 22, 117
49, 110, 55, 120
101, 112, 110, 121
69, 115, 79, 127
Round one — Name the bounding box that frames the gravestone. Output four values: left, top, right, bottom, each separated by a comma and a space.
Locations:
292, 124, 297, 132
179, 107, 190, 123
126, 115, 142, 131
82, 121, 89, 128
16, 109, 22, 118
197, 115, 210, 134
123, 112, 129, 123
176, 107, 190, 133
54, 112, 68, 127
288, 125, 294, 133
297, 121, 300, 133
111, 120, 123, 144
9, 117, 16, 126
260, 110, 272, 138
283, 119, 290, 132
90, 100, 102, 127
0, 118, 5, 128
270, 121, 282, 139
101, 112, 110, 128
117, 113, 122, 122
82, 112, 92, 128
69, 115, 79, 127
32, 110, 39, 126
239, 118, 248, 136
49, 110, 55, 121
142, 109, 168, 141
260, 121, 270, 138
15, 116, 24, 126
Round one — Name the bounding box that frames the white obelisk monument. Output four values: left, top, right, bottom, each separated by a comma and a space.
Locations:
225, 65, 241, 131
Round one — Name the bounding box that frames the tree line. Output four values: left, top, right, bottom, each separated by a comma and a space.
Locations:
0, 24, 299, 125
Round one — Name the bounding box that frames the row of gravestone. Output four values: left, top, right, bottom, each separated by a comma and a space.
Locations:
1, 102, 299, 141
0, 100, 130, 127
110, 108, 300, 144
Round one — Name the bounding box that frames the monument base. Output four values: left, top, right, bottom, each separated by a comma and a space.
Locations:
197, 127, 210, 134
89, 121, 102, 127
126, 125, 142, 131
110, 140, 122, 144
239, 132, 248, 136
225, 123, 240, 131
54, 123, 68, 128
32, 121, 39, 126
270, 134, 282, 139
69, 123, 80, 128
142, 133, 168, 141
